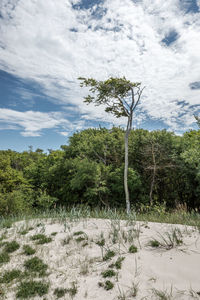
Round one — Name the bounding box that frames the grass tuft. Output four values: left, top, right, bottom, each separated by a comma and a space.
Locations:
54, 288, 67, 298
23, 245, 36, 256
101, 269, 116, 278
129, 245, 138, 253
0, 269, 21, 284
16, 280, 49, 298
5, 241, 20, 253
103, 250, 115, 261
31, 234, 52, 244
24, 256, 48, 275
0, 251, 10, 264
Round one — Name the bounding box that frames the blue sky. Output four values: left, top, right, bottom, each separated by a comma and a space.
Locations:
0, 0, 200, 152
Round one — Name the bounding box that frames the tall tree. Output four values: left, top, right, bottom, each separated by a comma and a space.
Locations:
78, 77, 144, 214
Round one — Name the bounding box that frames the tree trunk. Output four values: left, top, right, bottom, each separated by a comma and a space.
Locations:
124, 119, 131, 214
149, 142, 156, 206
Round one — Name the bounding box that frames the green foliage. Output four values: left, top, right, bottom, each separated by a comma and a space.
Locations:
31, 234, 52, 244
16, 281, 49, 298
4, 241, 20, 253
103, 250, 115, 261
0, 269, 21, 284
23, 245, 36, 256
54, 288, 67, 298
128, 245, 138, 253
0, 251, 10, 264
24, 257, 48, 275
0, 126, 200, 213
101, 269, 116, 278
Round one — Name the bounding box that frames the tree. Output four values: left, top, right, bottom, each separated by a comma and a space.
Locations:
78, 77, 144, 214
194, 115, 200, 128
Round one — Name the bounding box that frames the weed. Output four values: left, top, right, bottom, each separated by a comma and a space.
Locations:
0, 269, 21, 284
0, 251, 10, 264
66, 281, 78, 297
20, 230, 29, 235
76, 236, 86, 243
0, 234, 6, 241
51, 232, 57, 236
5, 240, 20, 253
114, 257, 125, 269
151, 287, 173, 300
54, 288, 67, 298
155, 228, 183, 250
1, 220, 12, 229
149, 239, 160, 248
16, 280, 49, 298
62, 236, 72, 245
23, 245, 36, 256
129, 245, 138, 253
103, 250, 115, 261
24, 256, 48, 275
99, 281, 114, 290
104, 280, 114, 290
31, 234, 52, 244
73, 231, 85, 236
101, 269, 116, 278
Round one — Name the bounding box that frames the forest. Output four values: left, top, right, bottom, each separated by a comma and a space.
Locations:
0, 127, 200, 216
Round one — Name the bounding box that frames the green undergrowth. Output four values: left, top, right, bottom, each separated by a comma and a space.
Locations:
16, 280, 49, 298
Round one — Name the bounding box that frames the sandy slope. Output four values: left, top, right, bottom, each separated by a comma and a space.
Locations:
0, 218, 200, 299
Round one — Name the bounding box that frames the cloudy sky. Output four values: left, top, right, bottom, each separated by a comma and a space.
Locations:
0, 0, 200, 152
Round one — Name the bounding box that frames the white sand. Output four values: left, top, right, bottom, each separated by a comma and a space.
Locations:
0, 218, 200, 299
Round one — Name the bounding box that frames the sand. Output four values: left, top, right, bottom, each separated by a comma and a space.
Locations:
0, 217, 200, 299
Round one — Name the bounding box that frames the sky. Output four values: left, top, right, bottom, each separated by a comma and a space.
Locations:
0, 0, 200, 152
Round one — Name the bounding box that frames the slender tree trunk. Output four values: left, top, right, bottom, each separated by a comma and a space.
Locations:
124, 118, 131, 214
149, 143, 156, 206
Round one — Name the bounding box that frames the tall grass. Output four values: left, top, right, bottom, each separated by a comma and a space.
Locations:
0, 205, 200, 229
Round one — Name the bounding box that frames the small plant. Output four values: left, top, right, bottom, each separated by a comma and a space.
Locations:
20, 230, 29, 235
0, 234, 6, 241
66, 281, 78, 297
5, 241, 20, 253
129, 245, 138, 253
62, 236, 72, 245
23, 245, 36, 256
73, 231, 85, 236
156, 228, 183, 250
24, 257, 48, 275
103, 250, 115, 261
16, 280, 49, 298
101, 269, 116, 278
114, 257, 125, 269
54, 288, 67, 298
31, 234, 52, 244
149, 239, 160, 248
75, 236, 86, 243
1, 220, 12, 229
98, 280, 114, 290
151, 287, 173, 299
0, 251, 10, 264
96, 234, 105, 259
104, 280, 114, 290
51, 232, 57, 236
0, 269, 21, 284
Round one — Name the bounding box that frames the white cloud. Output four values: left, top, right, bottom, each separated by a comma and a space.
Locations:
0, 0, 199, 132
0, 108, 72, 136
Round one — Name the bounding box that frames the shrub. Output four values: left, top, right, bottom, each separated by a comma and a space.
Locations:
103, 250, 115, 261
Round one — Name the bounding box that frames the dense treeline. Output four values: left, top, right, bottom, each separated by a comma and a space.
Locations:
0, 128, 200, 215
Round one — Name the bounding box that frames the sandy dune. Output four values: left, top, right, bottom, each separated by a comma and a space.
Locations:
0, 218, 200, 299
